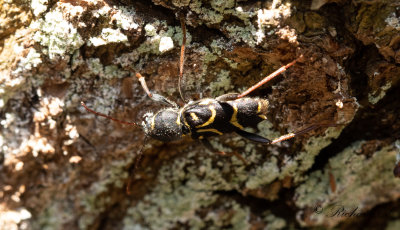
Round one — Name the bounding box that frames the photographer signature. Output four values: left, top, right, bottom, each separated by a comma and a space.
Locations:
313, 203, 363, 218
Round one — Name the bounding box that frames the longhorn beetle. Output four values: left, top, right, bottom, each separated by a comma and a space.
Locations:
81, 16, 327, 161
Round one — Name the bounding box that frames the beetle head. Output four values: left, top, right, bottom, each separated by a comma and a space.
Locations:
143, 108, 183, 142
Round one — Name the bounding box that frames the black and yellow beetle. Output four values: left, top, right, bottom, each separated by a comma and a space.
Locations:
81, 17, 319, 157
143, 94, 270, 143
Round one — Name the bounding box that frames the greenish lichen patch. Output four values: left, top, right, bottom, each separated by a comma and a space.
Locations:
245, 156, 280, 189
144, 24, 157, 36
386, 219, 400, 230
292, 127, 342, 177
167, 0, 295, 47
0, 48, 41, 108
88, 28, 129, 46
368, 81, 392, 104
224, 23, 258, 47
31, 0, 49, 17
158, 36, 174, 53
209, 69, 234, 97
385, 12, 400, 30
123, 184, 218, 230
263, 211, 286, 230
80, 82, 120, 117
31, 7, 84, 59
210, 0, 236, 13
77, 158, 132, 229
36, 203, 72, 230
254, 1, 293, 44
122, 142, 246, 229
123, 177, 256, 230
111, 6, 139, 30
15, 48, 42, 72
122, 144, 292, 229
295, 141, 400, 227
115, 22, 191, 68
84, 58, 127, 80
205, 201, 250, 230
84, 5, 139, 47
72, 57, 129, 115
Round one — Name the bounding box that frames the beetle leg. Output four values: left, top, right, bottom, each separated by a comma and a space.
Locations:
178, 13, 187, 103
237, 56, 302, 99
201, 138, 247, 165
135, 73, 178, 107
270, 123, 337, 144
235, 123, 337, 145
216, 93, 240, 102
235, 129, 271, 144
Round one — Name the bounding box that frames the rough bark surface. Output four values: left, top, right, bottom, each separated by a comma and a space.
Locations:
1, 0, 400, 229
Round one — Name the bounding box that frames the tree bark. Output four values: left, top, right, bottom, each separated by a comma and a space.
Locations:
1, 0, 400, 229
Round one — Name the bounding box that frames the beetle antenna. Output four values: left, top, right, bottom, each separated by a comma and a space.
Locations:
237, 55, 303, 99
81, 101, 140, 127
126, 135, 149, 195
134, 135, 149, 169
178, 13, 187, 103
270, 123, 338, 144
